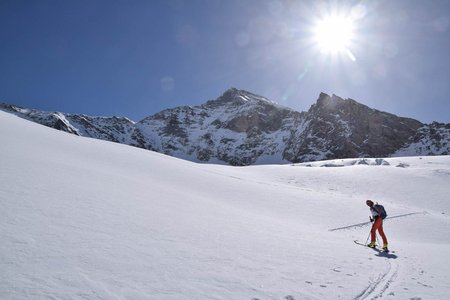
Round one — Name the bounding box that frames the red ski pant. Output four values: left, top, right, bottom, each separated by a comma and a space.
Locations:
371, 217, 388, 244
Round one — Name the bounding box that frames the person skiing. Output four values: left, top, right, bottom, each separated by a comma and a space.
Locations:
366, 200, 388, 251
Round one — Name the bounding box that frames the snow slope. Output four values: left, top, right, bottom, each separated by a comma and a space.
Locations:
1, 110, 450, 299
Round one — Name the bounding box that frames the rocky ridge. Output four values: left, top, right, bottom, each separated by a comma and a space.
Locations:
1, 88, 449, 165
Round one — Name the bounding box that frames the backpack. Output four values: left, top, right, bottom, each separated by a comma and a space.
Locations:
374, 204, 387, 219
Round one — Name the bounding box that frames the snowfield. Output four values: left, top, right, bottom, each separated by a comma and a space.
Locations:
1, 110, 450, 300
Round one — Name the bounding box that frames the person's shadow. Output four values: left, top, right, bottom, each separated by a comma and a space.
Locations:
370, 248, 398, 259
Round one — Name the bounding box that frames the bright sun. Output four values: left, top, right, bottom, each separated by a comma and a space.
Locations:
313, 15, 355, 59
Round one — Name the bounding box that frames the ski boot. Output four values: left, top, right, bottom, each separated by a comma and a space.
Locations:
367, 241, 376, 248
382, 243, 389, 252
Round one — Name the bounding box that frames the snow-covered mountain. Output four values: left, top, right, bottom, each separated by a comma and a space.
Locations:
1, 109, 450, 299
1, 88, 449, 165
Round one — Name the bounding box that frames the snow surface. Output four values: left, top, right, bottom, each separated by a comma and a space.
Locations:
1, 110, 450, 299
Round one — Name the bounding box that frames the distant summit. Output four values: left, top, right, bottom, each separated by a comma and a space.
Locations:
1, 89, 449, 165
212, 88, 278, 105
301, 92, 424, 159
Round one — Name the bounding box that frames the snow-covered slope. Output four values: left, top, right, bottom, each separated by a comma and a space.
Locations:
1, 111, 450, 299
2, 89, 449, 165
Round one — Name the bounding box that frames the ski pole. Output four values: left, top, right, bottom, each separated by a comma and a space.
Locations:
365, 216, 374, 245
365, 231, 371, 245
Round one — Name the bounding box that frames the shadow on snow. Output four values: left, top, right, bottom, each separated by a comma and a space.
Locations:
369, 247, 398, 259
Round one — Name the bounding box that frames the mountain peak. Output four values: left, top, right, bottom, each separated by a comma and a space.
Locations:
212, 88, 277, 106
312, 92, 347, 112
2, 89, 449, 166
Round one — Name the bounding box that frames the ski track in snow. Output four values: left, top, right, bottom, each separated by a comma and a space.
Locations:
353, 260, 399, 300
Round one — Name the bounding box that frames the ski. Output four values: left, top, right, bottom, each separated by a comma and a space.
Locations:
354, 240, 392, 253
353, 240, 367, 247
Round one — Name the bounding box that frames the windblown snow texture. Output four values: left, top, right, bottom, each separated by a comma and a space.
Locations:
1, 110, 450, 299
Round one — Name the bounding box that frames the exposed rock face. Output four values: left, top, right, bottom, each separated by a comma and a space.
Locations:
286, 93, 423, 162
1, 88, 449, 165
133, 89, 304, 165
393, 122, 450, 156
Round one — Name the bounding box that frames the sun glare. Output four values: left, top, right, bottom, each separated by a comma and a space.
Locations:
313, 15, 355, 59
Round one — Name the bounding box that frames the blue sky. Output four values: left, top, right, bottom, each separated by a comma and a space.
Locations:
1, 0, 450, 123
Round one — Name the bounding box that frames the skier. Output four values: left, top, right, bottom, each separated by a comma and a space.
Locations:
366, 200, 388, 251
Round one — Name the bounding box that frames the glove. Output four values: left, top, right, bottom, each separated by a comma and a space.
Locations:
369, 217, 374, 222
